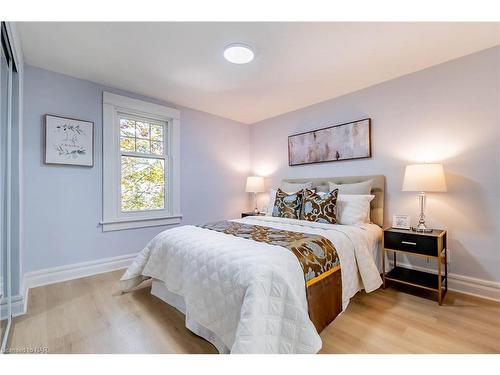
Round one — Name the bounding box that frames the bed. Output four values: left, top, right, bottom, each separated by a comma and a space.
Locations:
120, 175, 385, 354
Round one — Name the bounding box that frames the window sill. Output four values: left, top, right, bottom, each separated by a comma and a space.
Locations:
100, 215, 182, 232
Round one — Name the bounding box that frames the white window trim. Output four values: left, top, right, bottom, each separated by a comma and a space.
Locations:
101, 92, 181, 232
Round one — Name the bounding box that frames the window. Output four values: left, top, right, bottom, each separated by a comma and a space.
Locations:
102, 92, 181, 231
119, 114, 166, 212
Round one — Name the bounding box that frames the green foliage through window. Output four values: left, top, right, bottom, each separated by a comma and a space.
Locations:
121, 156, 165, 211
119, 116, 167, 212
120, 118, 164, 156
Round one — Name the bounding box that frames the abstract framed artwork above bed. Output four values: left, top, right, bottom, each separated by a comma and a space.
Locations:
288, 118, 371, 166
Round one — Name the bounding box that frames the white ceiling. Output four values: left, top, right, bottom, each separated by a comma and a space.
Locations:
17, 22, 499, 124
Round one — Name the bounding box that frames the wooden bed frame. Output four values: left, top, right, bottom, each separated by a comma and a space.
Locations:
307, 268, 343, 332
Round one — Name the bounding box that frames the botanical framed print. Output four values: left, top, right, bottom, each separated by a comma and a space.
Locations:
392, 215, 411, 230
45, 114, 94, 166
288, 118, 371, 166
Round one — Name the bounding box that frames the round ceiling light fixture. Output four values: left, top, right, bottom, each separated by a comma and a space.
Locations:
223, 43, 254, 64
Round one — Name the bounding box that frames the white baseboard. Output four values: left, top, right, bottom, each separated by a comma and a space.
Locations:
15, 253, 138, 316
388, 261, 500, 302
23, 253, 137, 290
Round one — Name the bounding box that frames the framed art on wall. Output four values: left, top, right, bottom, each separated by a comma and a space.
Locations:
45, 114, 94, 166
288, 118, 371, 166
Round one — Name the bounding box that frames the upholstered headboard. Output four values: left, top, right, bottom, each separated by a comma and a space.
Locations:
281, 175, 385, 227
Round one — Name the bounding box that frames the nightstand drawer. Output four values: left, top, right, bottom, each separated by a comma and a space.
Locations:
384, 231, 438, 256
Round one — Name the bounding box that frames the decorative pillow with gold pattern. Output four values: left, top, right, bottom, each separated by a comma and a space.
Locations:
300, 189, 339, 224
272, 188, 304, 219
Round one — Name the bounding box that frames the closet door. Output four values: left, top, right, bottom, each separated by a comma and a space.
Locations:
0, 22, 14, 353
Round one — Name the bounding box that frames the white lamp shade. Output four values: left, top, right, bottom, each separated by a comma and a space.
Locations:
245, 176, 265, 193
402, 163, 447, 192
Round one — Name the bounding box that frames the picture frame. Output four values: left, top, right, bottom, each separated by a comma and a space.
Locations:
45, 114, 94, 167
288, 118, 371, 166
392, 215, 411, 230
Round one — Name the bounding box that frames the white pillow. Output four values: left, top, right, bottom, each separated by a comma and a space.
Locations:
266, 189, 277, 215
281, 181, 313, 193
328, 179, 373, 195
336, 194, 375, 225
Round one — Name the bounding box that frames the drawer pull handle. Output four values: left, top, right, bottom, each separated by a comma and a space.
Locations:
401, 241, 417, 246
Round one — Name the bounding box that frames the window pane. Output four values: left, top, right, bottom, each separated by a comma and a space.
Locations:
121, 156, 165, 211
151, 141, 163, 156
136, 121, 150, 139
120, 119, 135, 137
151, 124, 163, 141
136, 139, 150, 153
120, 137, 135, 152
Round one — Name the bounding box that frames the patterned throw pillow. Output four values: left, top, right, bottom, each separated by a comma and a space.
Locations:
301, 189, 339, 224
272, 188, 304, 219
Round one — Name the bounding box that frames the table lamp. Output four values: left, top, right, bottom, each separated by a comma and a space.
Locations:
246, 176, 265, 214
402, 163, 447, 232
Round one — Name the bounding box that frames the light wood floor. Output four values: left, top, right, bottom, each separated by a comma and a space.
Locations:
7, 270, 500, 354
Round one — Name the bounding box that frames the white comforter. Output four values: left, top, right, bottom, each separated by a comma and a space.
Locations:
120, 216, 382, 354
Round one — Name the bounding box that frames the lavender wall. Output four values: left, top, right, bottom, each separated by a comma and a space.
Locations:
250, 47, 500, 283
23, 65, 250, 273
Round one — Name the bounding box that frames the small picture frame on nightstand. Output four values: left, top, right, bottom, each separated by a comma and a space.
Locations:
392, 215, 410, 230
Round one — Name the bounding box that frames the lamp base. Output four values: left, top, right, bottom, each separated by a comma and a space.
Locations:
253, 192, 259, 214
411, 225, 433, 233
411, 227, 433, 233
412, 192, 433, 233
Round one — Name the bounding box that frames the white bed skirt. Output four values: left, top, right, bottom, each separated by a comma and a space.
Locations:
151, 279, 230, 354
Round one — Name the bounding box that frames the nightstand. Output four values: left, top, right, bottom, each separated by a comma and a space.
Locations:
382, 227, 448, 304
241, 212, 265, 218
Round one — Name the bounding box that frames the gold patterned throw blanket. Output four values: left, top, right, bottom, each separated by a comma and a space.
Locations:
201, 221, 342, 331
201, 221, 340, 286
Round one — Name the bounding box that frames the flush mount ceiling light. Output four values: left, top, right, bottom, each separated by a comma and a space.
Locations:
223, 44, 254, 64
